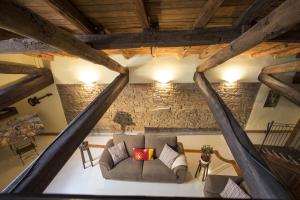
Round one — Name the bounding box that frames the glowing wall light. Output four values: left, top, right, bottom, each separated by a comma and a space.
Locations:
222, 68, 242, 83
79, 70, 99, 85
154, 69, 173, 83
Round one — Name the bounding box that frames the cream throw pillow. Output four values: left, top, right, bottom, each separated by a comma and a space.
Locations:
159, 144, 179, 168
108, 141, 128, 165
220, 178, 250, 199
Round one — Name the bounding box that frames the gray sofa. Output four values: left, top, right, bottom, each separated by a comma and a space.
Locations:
204, 175, 251, 198
99, 134, 187, 183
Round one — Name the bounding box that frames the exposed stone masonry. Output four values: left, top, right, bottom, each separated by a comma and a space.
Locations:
57, 83, 260, 132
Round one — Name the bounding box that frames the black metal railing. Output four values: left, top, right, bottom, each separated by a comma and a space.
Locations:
259, 121, 297, 151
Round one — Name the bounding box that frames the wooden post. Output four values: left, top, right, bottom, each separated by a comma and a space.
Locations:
194, 72, 290, 199
0, 0, 128, 74
4, 74, 129, 193
197, 0, 300, 72
193, 0, 224, 29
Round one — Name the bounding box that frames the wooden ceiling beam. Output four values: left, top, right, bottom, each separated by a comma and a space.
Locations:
0, 62, 42, 74
259, 59, 300, 106
1, 28, 298, 54
262, 60, 300, 74
259, 73, 300, 106
4, 74, 129, 193
234, 0, 273, 31
133, 0, 150, 30
194, 72, 290, 199
0, 67, 54, 110
44, 0, 101, 34
0, 0, 128, 74
197, 0, 300, 72
193, 0, 224, 29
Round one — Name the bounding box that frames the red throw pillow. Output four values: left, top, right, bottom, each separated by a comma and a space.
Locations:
133, 148, 154, 161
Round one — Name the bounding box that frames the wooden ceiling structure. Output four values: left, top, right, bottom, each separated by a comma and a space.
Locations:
0, 0, 300, 200
0, 0, 299, 59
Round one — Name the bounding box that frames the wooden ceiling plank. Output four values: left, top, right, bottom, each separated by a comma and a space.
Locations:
0, 0, 128, 74
133, 0, 150, 29
273, 47, 300, 58
193, 0, 224, 29
44, 0, 101, 34
197, 0, 300, 72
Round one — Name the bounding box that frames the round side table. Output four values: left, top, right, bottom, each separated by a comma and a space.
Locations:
194, 159, 210, 181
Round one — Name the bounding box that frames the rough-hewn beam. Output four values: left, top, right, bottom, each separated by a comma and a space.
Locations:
0, 0, 128, 74
262, 60, 300, 74
0, 68, 54, 110
44, 0, 100, 34
4, 74, 129, 193
258, 73, 300, 106
234, 0, 273, 30
0, 62, 42, 74
1, 29, 299, 54
194, 72, 290, 199
197, 0, 300, 72
193, 0, 224, 29
133, 0, 150, 29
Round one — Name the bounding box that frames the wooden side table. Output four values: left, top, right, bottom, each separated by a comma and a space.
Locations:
194, 159, 210, 181
79, 141, 94, 169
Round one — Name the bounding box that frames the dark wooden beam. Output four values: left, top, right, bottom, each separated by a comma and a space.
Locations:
193, 0, 224, 29
0, 68, 54, 110
0, 0, 128, 74
4, 74, 129, 193
258, 73, 300, 106
197, 0, 300, 72
1, 28, 298, 54
0, 62, 43, 74
293, 72, 300, 84
194, 72, 290, 199
234, 0, 273, 30
133, 0, 150, 30
44, 0, 100, 34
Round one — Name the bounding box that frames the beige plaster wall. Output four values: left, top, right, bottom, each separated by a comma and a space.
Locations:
0, 54, 67, 133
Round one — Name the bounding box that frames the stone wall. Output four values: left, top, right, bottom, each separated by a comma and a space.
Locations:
57, 83, 260, 132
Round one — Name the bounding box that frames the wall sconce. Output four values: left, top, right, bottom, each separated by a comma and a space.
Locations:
79, 70, 99, 85
222, 68, 241, 83
28, 93, 53, 106
154, 69, 173, 84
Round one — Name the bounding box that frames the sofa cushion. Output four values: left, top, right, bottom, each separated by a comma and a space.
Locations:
108, 141, 128, 165
159, 144, 179, 168
204, 175, 243, 197
142, 159, 177, 182
145, 135, 177, 157
220, 178, 250, 199
113, 134, 145, 157
108, 157, 143, 181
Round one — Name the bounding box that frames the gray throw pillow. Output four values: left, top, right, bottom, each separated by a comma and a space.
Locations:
159, 144, 179, 168
108, 141, 128, 165
220, 178, 250, 199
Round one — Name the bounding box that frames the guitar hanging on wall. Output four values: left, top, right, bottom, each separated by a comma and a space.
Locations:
28, 93, 53, 106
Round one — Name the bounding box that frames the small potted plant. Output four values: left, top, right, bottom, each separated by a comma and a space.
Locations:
201, 145, 213, 164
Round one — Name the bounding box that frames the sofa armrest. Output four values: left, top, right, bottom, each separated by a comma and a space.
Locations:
173, 165, 187, 183
176, 142, 185, 154
99, 139, 114, 171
